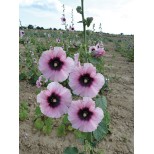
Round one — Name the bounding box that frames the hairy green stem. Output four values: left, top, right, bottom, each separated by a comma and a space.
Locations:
81, 0, 87, 54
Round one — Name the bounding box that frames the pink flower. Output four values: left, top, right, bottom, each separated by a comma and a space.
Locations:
38, 47, 74, 82
74, 53, 80, 67
89, 43, 106, 57
36, 75, 48, 88
37, 82, 72, 118
89, 46, 97, 53
69, 63, 105, 98
56, 38, 60, 43
61, 16, 66, 25
19, 30, 25, 38
36, 75, 43, 88
68, 97, 104, 132
93, 48, 106, 57
69, 25, 75, 31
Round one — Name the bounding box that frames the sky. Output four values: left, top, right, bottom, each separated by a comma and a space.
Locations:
19, 0, 135, 35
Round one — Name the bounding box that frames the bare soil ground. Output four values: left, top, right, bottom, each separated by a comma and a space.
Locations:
19, 42, 134, 154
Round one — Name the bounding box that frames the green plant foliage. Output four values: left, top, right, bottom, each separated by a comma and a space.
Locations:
57, 124, 66, 137
35, 106, 42, 118
42, 125, 52, 135
67, 125, 73, 131
76, 6, 82, 14
93, 96, 111, 141
86, 17, 93, 27
44, 118, 53, 126
19, 72, 27, 81
19, 101, 29, 121
34, 118, 44, 130
19, 110, 28, 121
63, 147, 78, 154
93, 111, 110, 141
95, 96, 107, 112
62, 114, 69, 125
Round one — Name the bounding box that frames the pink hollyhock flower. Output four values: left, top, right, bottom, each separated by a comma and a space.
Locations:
61, 16, 66, 25
74, 53, 80, 67
89, 46, 97, 53
37, 82, 72, 118
89, 43, 106, 57
56, 38, 60, 43
69, 25, 75, 31
38, 47, 74, 82
36, 75, 48, 88
36, 75, 43, 88
96, 43, 100, 49
69, 63, 105, 98
93, 48, 106, 57
19, 30, 25, 38
68, 97, 104, 132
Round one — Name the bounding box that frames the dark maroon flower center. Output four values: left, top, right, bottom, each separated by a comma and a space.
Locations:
48, 57, 64, 71
62, 18, 66, 22
47, 93, 61, 108
78, 107, 93, 121
71, 27, 74, 30
79, 73, 94, 87
92, 48, 95, 51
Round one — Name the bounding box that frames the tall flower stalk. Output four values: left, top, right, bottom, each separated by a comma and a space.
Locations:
76, 0, 93, 62
81, 0, 86, 53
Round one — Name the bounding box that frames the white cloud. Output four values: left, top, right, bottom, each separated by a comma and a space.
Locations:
19, 0, 134, 34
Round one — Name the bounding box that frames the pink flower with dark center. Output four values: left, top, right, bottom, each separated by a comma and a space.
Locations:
38, 47, 74, 82
56, 38, 60, 43
37, 82, 72, 118
68, 97, 104, 132
69, 63, 105, 98
19, 30, 25, 38
93, 48, 106, 57
89, 43, 106, 57
89, 46, 97, 53
61, 17, 66, 25
96, 43, 100, 49
69, 25, 75, 31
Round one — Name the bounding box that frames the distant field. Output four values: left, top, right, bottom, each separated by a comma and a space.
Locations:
19, 29, 134, 154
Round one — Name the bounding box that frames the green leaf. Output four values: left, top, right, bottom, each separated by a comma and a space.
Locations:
35, 89, 41, 95
77, 21, 83, 23
19, 72, 26, 80
93, 120, 108, 141
42, 125, 52, 134
67, 125, 73, 131
89, 57, 101, 65
19, 110, 28, 121
76, 6, 82, 14
62, 114, 69, 125
74, 130, 90, 141
44, 118, 53, 126
95, 96, 107, 112
35, 106, 42, 117
63, 147, 78, 154
20, 101, 28, 110
57, 124, 66, 137
68, 48, 77, 52
34, 118, 44, 130
103, 111, 111, 126
86, 17, 93, 27
93, 111, 110, 141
